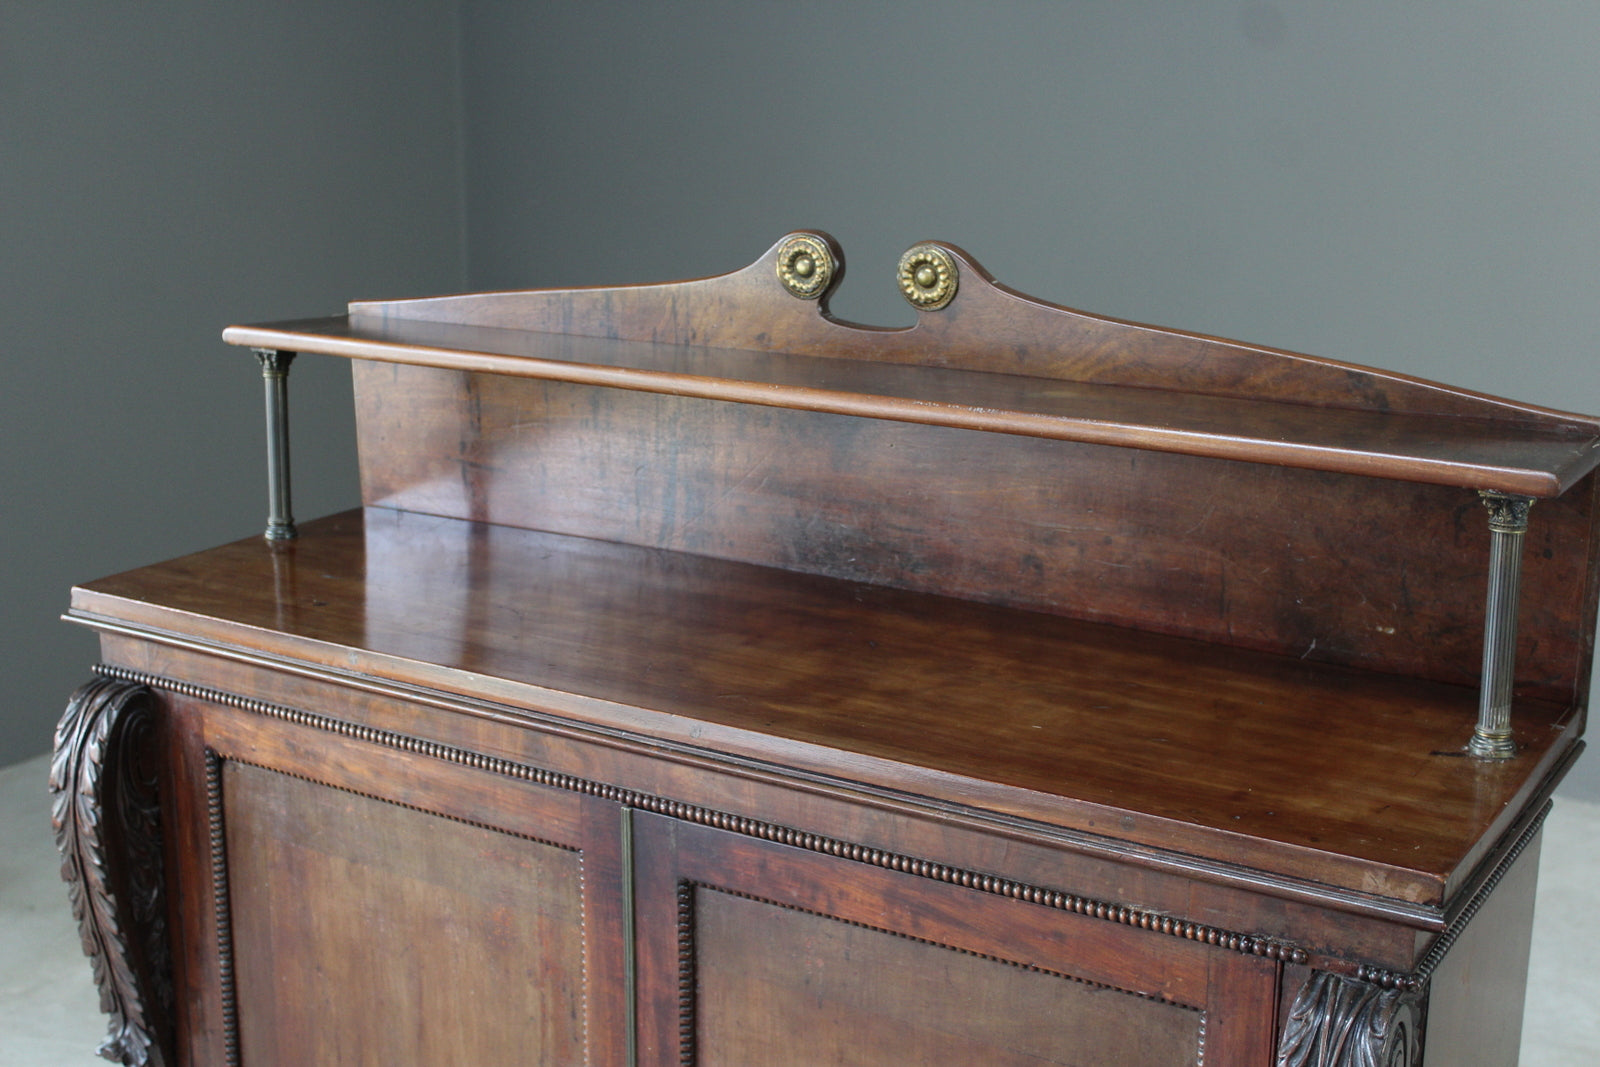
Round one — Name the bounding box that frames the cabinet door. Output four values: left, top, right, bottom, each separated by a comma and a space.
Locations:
168, 693, 628, 1067
632, 813, 1277, 1066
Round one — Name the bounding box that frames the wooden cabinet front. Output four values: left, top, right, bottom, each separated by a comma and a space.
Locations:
86, 664, 1300, 1066
160, 689, 629, 1067
158, 679, 1285, 1066
632, 813, 1277, 1067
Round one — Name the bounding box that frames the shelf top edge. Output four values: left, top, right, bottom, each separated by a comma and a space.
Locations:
223, 313, 1600, 497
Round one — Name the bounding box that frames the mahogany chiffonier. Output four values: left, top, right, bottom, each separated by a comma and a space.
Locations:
53, 232, 1600, 1066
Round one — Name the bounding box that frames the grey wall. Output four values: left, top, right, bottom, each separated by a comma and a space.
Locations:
0, 2, 465, 767
462, 1, 1599, 404
462, 1, 1600, 793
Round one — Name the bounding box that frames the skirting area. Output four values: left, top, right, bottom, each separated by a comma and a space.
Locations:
3, 750, 1596, 1064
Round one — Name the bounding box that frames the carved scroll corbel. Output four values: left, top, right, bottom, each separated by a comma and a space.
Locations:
50, 677, 174, 1067
1278, 970, 1422, 1067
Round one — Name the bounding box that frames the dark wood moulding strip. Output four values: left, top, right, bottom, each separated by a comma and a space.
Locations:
222, 317, 1600, 498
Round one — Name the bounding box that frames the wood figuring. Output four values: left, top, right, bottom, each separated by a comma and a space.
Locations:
54, 232, 1600, 1064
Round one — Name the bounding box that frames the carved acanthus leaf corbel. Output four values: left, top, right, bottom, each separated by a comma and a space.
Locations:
1278, 970, 1422, 1067
50, 677, 173, 1067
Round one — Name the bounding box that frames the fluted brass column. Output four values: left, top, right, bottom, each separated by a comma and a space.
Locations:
1471, 491, 1534, 759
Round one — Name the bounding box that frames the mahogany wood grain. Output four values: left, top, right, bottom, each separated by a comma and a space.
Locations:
351, 362, 1600, 708
689, 892, 1203, 1066
339, 232, 1597, 432
632, 812, 1278, 1065
71, 508, 1578, 908
224, 312, 1600, 497
56, 231, 1598, 1065
104, 634, 1460, 975
225, 764, 586, 1065
150, 688, 630, 1067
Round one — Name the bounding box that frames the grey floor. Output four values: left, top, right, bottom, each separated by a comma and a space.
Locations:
2, 752, 1596, 1065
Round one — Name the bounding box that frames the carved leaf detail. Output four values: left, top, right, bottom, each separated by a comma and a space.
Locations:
1278, 971, 1421, 1067
50, 678, 172, 1067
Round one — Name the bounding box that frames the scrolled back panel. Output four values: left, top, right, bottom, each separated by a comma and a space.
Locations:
354, 360, 1596, 706
351, 231, 1596, 425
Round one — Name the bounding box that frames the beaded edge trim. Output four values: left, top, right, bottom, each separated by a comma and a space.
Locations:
113, 661, 1428, 972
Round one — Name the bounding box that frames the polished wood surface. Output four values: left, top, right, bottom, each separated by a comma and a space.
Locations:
351, 362, 1600, 708
346, 233, 1593, 428
58, 232, 1598, 1065
102, 631, 1462, 974
153, 686, 631, 1067
225, 763, 586, 1065
227, 311, 1600, 496
686, 892, 1203, 1065
224, 233, 1600, 497
632, 813, 1274, 1065
71, 507, 1577, 907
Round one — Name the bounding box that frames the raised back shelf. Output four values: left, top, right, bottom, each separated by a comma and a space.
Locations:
227, 232, 1600, 494
223, 232, 1600, 717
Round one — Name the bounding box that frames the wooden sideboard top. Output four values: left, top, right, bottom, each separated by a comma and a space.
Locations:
69, 507, 1576, 914
65, 232, 1582, 1067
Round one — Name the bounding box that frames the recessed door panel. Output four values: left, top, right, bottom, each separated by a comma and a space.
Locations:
694, 886, 1202, 1065
224, 763, 586, 1066
634, 812, 1276, 1066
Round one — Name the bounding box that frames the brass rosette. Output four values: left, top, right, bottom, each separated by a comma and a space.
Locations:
897, 244, 958, 311
776, 235, 835, 300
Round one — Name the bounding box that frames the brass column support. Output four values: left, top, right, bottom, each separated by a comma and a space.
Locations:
253, 348, 296, 542
1471, 491, 1534, 759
